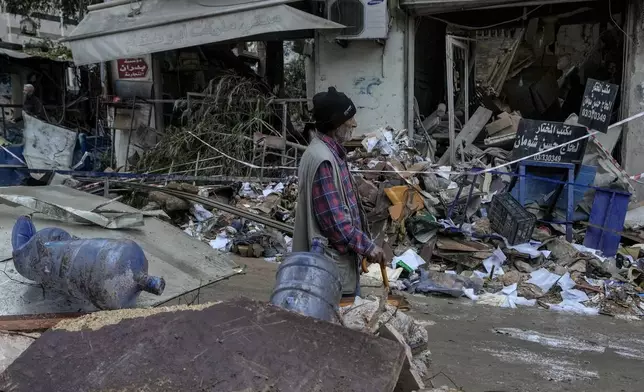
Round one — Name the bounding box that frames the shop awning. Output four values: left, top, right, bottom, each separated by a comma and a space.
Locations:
0, 48, 69, 62
401, 0, 593, 15
64, 0, 343, 65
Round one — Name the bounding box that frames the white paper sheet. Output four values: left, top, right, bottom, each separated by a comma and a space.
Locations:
391, 248, 426, 270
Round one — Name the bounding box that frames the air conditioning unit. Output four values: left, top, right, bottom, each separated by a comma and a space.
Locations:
327, 0, 389, 40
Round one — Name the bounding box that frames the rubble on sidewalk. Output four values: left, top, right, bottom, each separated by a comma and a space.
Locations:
98, 111, 644, 321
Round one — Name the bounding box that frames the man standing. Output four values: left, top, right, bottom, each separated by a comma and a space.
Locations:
293, 87, 384, 296
22, 84, 43, 119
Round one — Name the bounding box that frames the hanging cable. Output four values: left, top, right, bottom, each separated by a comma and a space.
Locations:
427, 5, 543, 30
608, 0, 632, 42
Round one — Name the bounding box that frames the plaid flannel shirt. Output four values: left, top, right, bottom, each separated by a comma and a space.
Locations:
311, 133, 375, 256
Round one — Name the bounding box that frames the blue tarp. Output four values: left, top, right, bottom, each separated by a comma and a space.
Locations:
0, 145, 28, 186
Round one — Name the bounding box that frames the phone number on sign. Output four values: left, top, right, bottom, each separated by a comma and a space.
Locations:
581, 109, 607, 123
532, 154, 562, 163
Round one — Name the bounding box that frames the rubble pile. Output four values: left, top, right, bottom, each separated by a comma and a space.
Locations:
123, 116, 644, 320
345, 125, 644, 319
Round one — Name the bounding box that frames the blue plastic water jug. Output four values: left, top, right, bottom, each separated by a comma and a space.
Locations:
11, 216, 165, 310
270, 237, 342, 322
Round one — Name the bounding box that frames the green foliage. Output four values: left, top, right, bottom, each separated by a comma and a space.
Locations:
2, 0, 91, 20
138, 72, 280, 177
283, 41, 306, 99
24, 38, 72, 60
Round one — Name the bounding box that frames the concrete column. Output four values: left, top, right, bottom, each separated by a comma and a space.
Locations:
622, 0, 644, 199
406, 14, 415, 138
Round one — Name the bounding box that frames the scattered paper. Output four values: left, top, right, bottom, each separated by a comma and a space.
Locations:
527, 268, 561, 293
362, 136, 379, 153
557, 272, 576, 291
508, 241, 551, 259
477, 284, 536, 308
549, 300, 599, 316
365, 263, 403, 282
191, 203, 214, 222
263, 182, 285, 197
572, 243, 608, 263
473, 270, 489, 279
463, 288, 479, 301
436, 166, 452, 180
209, 234, 230, 251
584, 277, 604, 287
367, 159, 381, 169
483, 248, 507, 277
392, 249, 426, 270
284, 235, 293, 253
361, 128, 397, 155
561, 289, 590, 302
239, 182, 260, 198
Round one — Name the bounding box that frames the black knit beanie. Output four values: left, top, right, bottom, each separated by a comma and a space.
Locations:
312, 87, 357, 133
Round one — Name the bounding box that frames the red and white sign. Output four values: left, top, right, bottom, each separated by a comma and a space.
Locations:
117, 58, 149, 79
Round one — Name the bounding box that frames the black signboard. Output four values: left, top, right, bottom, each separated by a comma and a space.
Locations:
512, 119, 587, 163
578, 78, 619, 133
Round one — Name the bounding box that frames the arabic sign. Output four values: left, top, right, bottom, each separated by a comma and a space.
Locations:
117, 58, 149, 79
512, 119, 587, 164
578, 78, 618, 133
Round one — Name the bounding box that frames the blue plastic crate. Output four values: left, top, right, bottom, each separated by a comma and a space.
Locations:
583, 188, 631, 257
510, 165, 596, 209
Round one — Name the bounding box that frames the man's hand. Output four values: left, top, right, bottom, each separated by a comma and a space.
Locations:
367, 245, 386, 266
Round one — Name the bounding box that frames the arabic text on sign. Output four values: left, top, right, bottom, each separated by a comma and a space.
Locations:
128, 13, 282, 49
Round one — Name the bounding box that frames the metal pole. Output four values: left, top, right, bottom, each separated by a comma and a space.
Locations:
124, 97, 137, 172
281, 102, 287, 166
446, 36, 456, 166
165, 160, 174, 187
1, 106, 6, 139
406, 14, 416, 139
193, 151, 200, 186
464, 41, 470, 123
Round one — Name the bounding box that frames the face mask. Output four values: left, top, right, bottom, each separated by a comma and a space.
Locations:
336, 123, 353, 144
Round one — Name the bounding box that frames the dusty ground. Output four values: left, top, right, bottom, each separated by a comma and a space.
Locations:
165, 256, 642, 392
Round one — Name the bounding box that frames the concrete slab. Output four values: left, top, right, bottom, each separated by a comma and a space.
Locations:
0, 298, 406, 392
0, 185, 240, 315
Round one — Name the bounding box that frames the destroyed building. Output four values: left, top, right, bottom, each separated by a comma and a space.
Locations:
0, 0, 643, 391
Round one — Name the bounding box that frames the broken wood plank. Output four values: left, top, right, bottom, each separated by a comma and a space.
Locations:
436, 237, 484, 252
0, 299, 405, 392
434, 251, 482, 269
437, 106, 493, 166
340, 295, 411, 311
0, 312, 87, 332
379, 324, 425, 392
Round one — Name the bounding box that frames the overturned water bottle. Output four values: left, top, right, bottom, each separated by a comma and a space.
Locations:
11, 216, 165, 310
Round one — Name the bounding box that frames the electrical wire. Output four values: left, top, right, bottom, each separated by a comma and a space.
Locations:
608, 0, 632, 42
427, 5, 543, 30
192, 0, 264, 7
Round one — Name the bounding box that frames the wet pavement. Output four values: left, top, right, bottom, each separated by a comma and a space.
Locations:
166, 256, 642, 392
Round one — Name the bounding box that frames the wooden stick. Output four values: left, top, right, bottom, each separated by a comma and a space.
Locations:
380, 262, 390, 290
